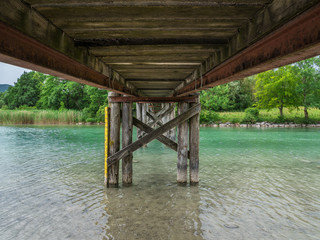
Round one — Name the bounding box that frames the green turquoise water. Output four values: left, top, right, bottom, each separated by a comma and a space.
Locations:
0, 126, 319, 239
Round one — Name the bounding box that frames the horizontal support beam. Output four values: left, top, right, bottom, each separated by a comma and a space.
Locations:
107, 103, 201, 167
133, 117, 190, 159
109, 96, 198, 103
75, 38, 229, 47
175, 2, 320, 96
127, 79, 184, 82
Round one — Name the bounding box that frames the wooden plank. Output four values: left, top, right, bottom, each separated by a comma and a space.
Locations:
133, 117, 190, 159
107, 92, 121, 187
0, 0, 136, 96
168, 103, 176, 141
189, 97, 200, 184
25, 1, 270, 7
109, 96, 198, 103
177, 102, 189, 184
146, 104, 173, 128
107, 103, 201, 167
136, 102, 142, 139
122, 100, 133, 185
175, 1, 320, 96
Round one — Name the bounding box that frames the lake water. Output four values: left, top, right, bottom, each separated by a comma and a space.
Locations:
0, 126, 319, 240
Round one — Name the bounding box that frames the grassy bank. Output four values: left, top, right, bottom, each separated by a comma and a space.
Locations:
1, 107, 320, 125
200, 107, 320, 124
0, 110, 84, 125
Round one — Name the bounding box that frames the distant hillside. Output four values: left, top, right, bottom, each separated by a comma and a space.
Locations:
0, 84, 11, 92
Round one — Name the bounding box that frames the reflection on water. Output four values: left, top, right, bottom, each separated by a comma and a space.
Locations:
0, 126, 319, 239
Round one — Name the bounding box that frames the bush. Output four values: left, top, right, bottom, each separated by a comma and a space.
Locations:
200, 110, 220, 123
242, 107, 259, 123
85, 117, 96, 123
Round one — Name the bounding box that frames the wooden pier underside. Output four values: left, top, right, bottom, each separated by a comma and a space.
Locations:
0, 0, 320, 98
1, 1, 320, 186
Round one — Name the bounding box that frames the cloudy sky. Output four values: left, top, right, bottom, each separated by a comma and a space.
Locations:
0, 62, 31, 85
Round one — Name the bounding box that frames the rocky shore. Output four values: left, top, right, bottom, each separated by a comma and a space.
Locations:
200, 122, 320, 128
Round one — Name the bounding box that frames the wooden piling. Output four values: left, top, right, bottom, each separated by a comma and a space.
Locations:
177, 102, 188, 184
141, 103, 148, 147
122, 99, 133, 185
108, 92, 121, 187
189, 95, 200, 184
136, 102, 142, 139
168, 103, 176, 141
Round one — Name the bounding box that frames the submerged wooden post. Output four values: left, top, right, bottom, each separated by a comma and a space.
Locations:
141, 103, 148, 147
177, 102, 188, 184
136, 102, 142, 139
104, 106, 109, 185
168, 103, 176, 141
189, 95, 200, 184
108, 92, 121, 187
122, 98, 133, 185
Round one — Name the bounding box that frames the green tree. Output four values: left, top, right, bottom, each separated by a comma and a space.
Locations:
255, 66, 299, 117
83, 86, 108, 117
37, 76, 88, 110
4, 71, 45, 109
293, 56, 320, 119
37, 75, 66, 110
0, 92, 5, 108
228, 77, 256, 111
200, 85, 230, 111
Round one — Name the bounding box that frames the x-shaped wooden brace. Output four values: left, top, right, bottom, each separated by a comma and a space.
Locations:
146, 104, 174, 128
107, 103, 201, 167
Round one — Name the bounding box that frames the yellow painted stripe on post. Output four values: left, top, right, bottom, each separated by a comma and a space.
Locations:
104, 107, 108, 183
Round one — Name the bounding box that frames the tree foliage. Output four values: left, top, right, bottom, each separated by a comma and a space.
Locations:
293, 57, 320, 119
4, 71, 45, 109
254, 66, 300, 116
200, 77, 255, 111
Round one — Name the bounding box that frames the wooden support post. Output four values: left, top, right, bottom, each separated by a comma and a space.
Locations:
168, 103, 176, 141
189, 95, 200, 184
122, 99, 133, 185
136, 103, 142, 139
107, 103, 201, 167
108, 92, 121, 187
133, 117, 190, 158
104, 107, 109, 185
177, 102, 189, 184
142, 103, 148, 147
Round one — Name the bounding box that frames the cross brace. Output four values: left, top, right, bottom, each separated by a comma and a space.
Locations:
133, 117, 190, 159
107, 103, 201, 167
146, 104, 174, 127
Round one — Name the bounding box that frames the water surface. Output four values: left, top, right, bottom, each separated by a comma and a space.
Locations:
0, 126, 319, 239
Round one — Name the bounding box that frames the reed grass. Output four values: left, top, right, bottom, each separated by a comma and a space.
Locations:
0, 110, 84, 125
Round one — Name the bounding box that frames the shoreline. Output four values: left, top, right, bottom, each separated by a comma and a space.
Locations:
200, 122, 320, 128
1, 122, 320, 128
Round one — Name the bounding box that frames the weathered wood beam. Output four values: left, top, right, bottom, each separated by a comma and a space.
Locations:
126, 79, 184, 82
132, 117, 190, 159
0, 0, 137, 96
146, 104, 174, 128
107, 92, 121, 187
25, 1, 270, 8
75, 38, 228, 47
189, 96, 200, 184
107, 103, 201, 167
136, 102, 142, 139
109, 96, 198, 103
175, 1, 320, 96
177, 102, 189, 184
122, 99, 133, 185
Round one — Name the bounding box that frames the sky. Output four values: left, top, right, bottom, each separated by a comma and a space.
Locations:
0, 62, 31, 85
